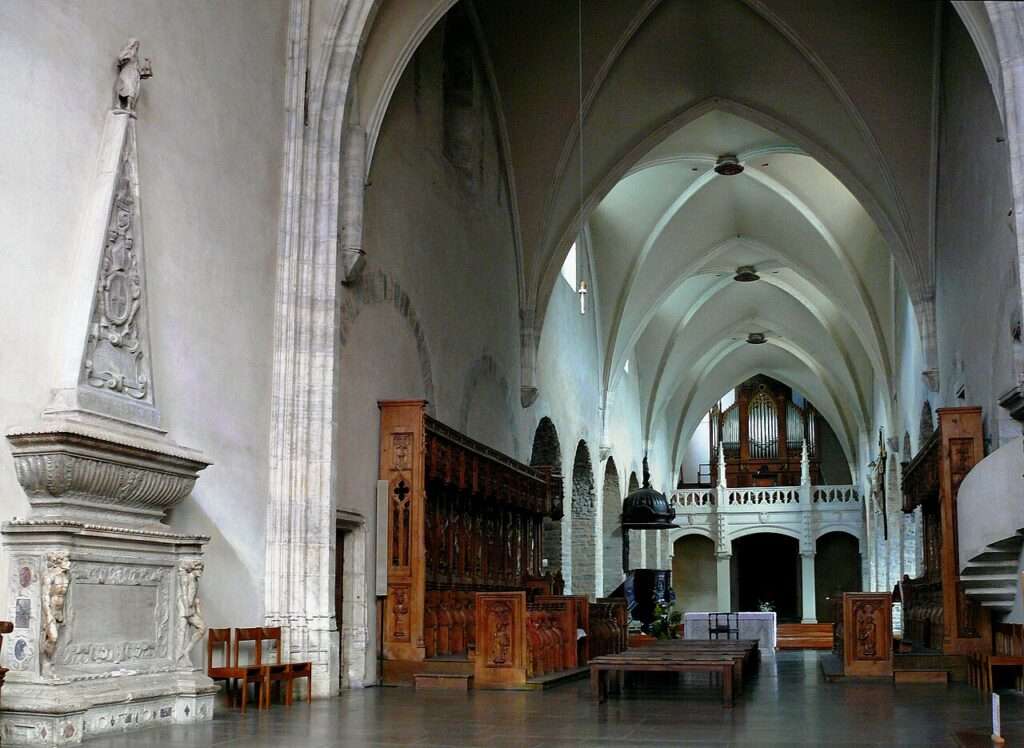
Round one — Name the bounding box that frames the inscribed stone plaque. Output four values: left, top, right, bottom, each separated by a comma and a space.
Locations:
14, 598, 30, 629
74, 584, 156, 641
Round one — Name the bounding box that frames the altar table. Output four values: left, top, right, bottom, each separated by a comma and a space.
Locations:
683, 612, 777, 653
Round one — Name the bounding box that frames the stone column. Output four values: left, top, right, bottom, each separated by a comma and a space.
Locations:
801, 552, 817, 623
715, 553, 732, 612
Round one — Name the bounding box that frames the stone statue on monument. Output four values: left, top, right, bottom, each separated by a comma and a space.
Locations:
115, 38, 153, 112
177, 560, 206, 665
41, 552, 71, 668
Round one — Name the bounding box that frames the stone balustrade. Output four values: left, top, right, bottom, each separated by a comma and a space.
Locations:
667, 484, 865, 623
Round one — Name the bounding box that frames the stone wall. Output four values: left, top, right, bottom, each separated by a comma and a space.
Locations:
570, 442, 597, 597
0, 0, 288, 642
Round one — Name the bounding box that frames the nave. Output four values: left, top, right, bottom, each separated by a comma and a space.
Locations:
83, 652, 1022, 748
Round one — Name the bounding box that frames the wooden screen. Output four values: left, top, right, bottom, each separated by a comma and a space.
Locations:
900, 406, 989, 655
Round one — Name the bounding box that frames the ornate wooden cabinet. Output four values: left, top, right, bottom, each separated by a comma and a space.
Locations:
901, 407, 989, 655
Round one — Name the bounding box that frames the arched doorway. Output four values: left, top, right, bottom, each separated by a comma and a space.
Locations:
571, 440, 596, 597
601, 457, 623, 594
530, 417, 563, 573
733, 533, 800, 622
672, 534, 716, 613
815, 532, 862, 623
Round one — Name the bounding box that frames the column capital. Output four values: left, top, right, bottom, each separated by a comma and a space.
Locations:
800, 550, 816, 559
715, 551, 732, 560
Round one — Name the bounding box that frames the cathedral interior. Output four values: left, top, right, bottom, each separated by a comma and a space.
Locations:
4, 0, 1024, 745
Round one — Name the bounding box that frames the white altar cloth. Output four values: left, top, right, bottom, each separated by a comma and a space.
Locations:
683, 611, 777, 653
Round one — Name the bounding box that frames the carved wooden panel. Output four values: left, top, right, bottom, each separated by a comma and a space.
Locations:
841, 592, 892, 677
473, 592, 527, 687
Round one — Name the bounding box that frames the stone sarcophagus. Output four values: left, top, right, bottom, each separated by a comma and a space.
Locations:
0, 40, 215, 746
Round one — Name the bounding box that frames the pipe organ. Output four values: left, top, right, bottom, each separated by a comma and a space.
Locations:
709, 376, 821, 487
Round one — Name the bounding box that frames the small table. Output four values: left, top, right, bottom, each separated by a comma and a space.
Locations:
684, 611, 777, 652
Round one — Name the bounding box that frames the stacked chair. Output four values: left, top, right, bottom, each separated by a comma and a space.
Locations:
206, 627, 313, 712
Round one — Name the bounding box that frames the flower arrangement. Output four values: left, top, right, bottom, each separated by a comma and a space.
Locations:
649, 602, 683, 640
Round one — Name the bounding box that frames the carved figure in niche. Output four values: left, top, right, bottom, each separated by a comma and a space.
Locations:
42, 552, 71, 667
489, 603, 512, 665
392, 587, 409, 640
115, 39, 153, 112
855, 603, 878, 658
176, 560, 206, 665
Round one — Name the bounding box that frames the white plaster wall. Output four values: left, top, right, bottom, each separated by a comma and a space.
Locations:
353, 15, 529, 672
0, 1, 287, 634
935, 6, 1021, 448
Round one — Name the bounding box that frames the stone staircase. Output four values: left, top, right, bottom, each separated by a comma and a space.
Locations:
959, 530, 1023, 614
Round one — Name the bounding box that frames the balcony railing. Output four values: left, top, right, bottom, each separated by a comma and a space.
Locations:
669, 484, 859, 513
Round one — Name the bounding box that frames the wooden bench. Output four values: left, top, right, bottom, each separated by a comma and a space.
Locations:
590, 651, 739, 707
969, 653, 1024, 693
589, 640, 758, 707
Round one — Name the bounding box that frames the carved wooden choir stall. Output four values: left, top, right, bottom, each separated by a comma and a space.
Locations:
832, 592, 893, 677
707, 376, 822, 487
379, 401, 626, 688
900, 407, 989, 655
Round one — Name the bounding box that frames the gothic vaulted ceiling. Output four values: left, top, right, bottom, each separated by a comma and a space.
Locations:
358, 0, 947, 470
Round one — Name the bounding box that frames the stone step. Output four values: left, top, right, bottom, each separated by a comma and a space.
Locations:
414, 673, 474, 690
777, 623, 833, 650
894, 670, 949, 685
962, 561, 1017, 575
960, 574, 1016, 587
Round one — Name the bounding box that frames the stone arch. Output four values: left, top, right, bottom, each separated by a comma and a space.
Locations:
624, 470, 642, 569
338, 266, 435, 409
530, 417, 563, 573
601, 457, 623, 594
459, 352, 517, 456
733, 531, 801, 621
571, 440, 597, 597
815, 531, 863, 622
672, 534, 716, 614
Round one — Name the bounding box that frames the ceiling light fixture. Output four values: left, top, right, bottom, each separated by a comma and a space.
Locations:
746, 332, 767, 345
734, 265, 760, 282
714, 154, 744, 176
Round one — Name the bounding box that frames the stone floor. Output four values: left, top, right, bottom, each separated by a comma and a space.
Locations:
86, 652, 1021, 747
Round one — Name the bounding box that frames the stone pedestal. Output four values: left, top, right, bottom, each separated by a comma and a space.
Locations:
0, 522, 214, 746
0, 424, 214, 746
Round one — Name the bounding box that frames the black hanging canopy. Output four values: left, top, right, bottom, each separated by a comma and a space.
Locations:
621, 456, 678, 531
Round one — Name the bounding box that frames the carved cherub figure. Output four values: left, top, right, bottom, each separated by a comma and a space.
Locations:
42, 552, 71, 667
177, 559, 206, 665
115, 38, 153, 112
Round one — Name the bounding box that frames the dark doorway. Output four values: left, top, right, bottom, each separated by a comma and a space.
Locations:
733, 533, 799, 622
335, 526, 346, 691
815, 532, 861, 622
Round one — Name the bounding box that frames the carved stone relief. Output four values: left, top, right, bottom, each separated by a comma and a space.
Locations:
83, 140, 151, 403
176, 559, 206, 665
41, 553, 70, 669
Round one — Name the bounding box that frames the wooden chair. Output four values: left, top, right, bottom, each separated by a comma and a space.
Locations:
259, 627, 291, 709
287, 661, 313, 705
708, 612, 739, 640
262, 625, 313, 705
233, 627, 269, 713
207, 628, 241, 701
